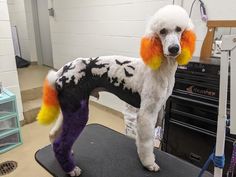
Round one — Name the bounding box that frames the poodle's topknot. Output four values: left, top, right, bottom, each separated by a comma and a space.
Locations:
140, 5, 196, 70
145, 5, 193, 36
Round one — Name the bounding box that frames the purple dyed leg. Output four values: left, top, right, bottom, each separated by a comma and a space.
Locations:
53, 100, 89, 173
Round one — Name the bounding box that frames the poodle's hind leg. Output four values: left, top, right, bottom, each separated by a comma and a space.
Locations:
49, 113, 63, 144
53, 100, 89, 177
49, 114, 74, 155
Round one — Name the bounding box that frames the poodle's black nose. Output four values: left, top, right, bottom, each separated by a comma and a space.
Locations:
168, 44, 179, 55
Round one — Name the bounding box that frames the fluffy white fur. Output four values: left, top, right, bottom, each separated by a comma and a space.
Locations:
146, 5, 194, 57
49, 5, 193, 176
47, 70, 59, 88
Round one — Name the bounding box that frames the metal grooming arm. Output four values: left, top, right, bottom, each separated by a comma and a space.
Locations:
214, 34, 236, 177
229, 36, 236, 135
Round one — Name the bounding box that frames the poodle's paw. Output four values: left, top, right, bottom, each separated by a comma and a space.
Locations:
146, 163, 160, 172
68, 166, 81, 177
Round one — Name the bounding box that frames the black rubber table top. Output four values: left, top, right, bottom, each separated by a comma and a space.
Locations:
35, 124, 213, 177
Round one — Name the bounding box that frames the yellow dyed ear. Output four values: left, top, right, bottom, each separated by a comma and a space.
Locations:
140, 36, 164, 70
177, 30, 196, 65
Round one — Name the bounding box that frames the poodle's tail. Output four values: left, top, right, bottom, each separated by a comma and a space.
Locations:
37, 70, 60, 125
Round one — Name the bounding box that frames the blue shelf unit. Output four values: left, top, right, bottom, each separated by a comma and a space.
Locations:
0, 88, 22, 153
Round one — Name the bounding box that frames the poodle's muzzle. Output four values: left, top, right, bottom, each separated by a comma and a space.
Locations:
162, 32, 181, 58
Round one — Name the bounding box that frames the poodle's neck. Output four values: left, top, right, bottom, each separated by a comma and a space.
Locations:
151, 57, 178, 84
159, 57, 178, 74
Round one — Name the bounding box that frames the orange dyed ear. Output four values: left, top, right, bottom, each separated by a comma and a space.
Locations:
140, 36, 164, 70
177, 30, 196, 65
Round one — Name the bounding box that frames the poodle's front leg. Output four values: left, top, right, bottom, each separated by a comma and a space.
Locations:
136, 101, 161, 172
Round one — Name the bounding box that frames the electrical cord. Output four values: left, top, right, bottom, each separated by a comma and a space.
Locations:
189, 0, 197, 17
189, 0, 208, 21
172, 0, 207, 21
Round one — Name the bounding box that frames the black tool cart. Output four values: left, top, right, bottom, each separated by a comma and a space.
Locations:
162, 57, 235, 176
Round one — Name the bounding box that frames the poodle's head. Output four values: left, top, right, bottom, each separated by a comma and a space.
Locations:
140, 5, 196, 70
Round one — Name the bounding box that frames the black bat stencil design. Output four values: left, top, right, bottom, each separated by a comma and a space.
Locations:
115, 60, 131, 65
124, 68, 133, 77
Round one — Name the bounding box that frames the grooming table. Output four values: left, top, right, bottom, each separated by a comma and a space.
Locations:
35, 124, 213, 177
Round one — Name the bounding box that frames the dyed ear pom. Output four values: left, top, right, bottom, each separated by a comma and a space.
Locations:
177, 30, 196, 65
176, 48, 191, 65
140, 37, 164, 70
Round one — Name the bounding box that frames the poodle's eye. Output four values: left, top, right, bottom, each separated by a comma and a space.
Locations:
176, 26, 182, 32
160, 28, 167, 35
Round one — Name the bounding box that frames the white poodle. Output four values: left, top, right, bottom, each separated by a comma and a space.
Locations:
37, 5, 196, 176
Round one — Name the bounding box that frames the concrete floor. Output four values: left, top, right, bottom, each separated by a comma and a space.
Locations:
0, 104, 125, 177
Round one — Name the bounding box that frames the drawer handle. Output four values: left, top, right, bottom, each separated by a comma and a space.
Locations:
189, 152, 201, 162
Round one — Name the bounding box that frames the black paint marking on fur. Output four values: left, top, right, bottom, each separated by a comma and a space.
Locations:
61, 62, 76, 75
115, 60, 131, 65
82, 59, 87, 65
121, 79, 125, 85
115, 60, 134, 77
58, 76, 69, 88
124, 68, 133, 77
80, 57, 109, 75
56, 57, 141, 111
127, 65, 135, 70
111, 77, 119, 85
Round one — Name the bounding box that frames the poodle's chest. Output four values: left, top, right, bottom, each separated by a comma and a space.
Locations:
149, 66, 177, 101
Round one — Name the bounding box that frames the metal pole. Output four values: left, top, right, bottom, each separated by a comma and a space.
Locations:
214, 51, 229, 177
230, 43, 236, 134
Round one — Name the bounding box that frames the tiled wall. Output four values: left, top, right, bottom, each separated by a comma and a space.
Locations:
0, 0, 23, 120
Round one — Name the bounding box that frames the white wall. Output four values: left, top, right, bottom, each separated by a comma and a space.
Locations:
24, 0, 38, 62
49, 0, 236, 112
7, 0, 38, 62
49, 0, 172, 111
176, 0, 236, 57
50, 0, 172, 69
7, 0, 30, 61
0, 0, 23, 120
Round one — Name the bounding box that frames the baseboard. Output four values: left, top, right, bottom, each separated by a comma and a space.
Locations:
20, 100, 123, 127
89, 100, 123, 119
20, 120, 26, 127
30, 61, 38, 65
